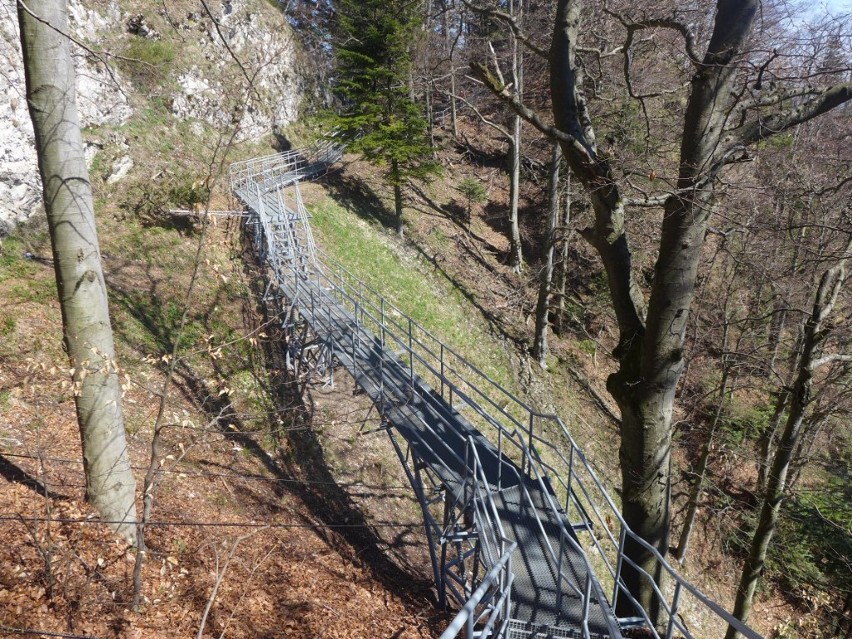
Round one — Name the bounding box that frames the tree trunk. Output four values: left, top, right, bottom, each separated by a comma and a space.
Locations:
466, 0, 851, 626
533, 142, 561, 366
555, 172, 571, 334
392, 158, 404, 237
442, 1, 459, 139
756, 389, 788, 495
426, 80, 436, 152
549, 0, 761, 622
18, 0, 137, 541
726, 252, 848, 638
507, 0, 523, 273
508, 119, 522, 272
675, 367, 729, 563
449, 62, 459, 138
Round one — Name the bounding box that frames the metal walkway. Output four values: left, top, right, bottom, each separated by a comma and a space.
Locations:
229, 145, 762, 639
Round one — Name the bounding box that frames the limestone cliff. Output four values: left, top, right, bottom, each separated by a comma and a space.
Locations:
0, 0, 313, 234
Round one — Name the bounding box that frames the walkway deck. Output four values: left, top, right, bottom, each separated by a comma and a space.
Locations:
229, 144, 764, 639
234, 180, 622, 639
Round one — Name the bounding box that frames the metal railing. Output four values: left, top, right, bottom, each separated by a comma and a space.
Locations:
229, 139, 343, 196
231, 146, 764, 639
310, 253, 762, 639
439, 542, 517, 639
437, 437, 516, 638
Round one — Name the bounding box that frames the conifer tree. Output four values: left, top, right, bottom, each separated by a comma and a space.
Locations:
329, 0, 439, 237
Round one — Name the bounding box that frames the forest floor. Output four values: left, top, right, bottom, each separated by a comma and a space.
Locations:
0, 203, 443, 638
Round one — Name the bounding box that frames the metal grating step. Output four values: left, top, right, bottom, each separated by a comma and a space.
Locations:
491, 484, 618, 637
506, 619, 610, 639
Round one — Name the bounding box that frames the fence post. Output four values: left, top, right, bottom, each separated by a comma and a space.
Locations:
408, 317, 414, 388
359, 281, 364, 326
665, 582, 683, 639
497, 426, 503, 490
566, 445, 575, 520
613, 526, 627, 609
582, 571, 592, 636
352, 297, 358, 379
380, 298, 385, 412
440, 343, 445, 401
556, 529, 565, 614
526, 413, 535, 476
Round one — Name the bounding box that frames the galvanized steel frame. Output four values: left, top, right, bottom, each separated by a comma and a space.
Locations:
232, 147, 763, 639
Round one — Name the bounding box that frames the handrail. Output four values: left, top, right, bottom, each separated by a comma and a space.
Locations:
308, 248, 762, 639
439, 542, 517, 639
231, 144, 764, 639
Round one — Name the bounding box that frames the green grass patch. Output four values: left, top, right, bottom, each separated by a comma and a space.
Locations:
7, 279, 55, 304
120, 38, 177, 90
0, 238, 38, 281
309, 198, 517, 394
1, 315, 16, 336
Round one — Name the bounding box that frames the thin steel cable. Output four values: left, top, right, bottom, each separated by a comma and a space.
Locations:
0, 451, 412, 491
1, 515, 423, 530
0, 625, 98, 639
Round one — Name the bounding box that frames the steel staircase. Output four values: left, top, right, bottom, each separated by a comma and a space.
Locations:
229, 144, 763, 639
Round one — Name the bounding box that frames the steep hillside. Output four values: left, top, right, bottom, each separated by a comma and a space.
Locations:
0, 2, 446, 637
0, 208, 443, 637
1, 1, 843, 637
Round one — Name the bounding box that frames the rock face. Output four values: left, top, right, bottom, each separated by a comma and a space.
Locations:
170, 0, 310, 139
0, 0, 132, 235
0, 0, 310, 236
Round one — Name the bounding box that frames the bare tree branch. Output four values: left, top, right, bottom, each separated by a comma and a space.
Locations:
461, 0, 548, 59
198, 0, 262, 102
812, 353, 852, 370
449, 90, 510, 138
468, 62, 595, 165
603, 5, 701, 64
736, 83, 852, 146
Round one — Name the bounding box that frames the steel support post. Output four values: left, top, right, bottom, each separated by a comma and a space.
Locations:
386, 432, 444, 610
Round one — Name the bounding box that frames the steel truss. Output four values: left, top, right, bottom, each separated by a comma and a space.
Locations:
231, 144, 764, 639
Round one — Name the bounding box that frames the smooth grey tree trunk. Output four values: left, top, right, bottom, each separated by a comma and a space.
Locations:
756, 389, 789, 494
18, 0, 137, 540
507, 0, 523, 272
508, 120, 522, 272
441, 1, 459, 139
555, 172, 571, 334
726, 250, 849, 638
547, 0, 761, 621
533, 142, 561, 365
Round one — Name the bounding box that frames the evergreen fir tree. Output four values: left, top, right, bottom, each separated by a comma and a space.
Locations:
328, 0, 439, 237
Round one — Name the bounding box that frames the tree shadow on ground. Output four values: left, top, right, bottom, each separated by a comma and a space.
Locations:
237, 237, 438, 604
478, 200, 546, 268
0, 455, 71, 500
406, 233, 529, 351
104, 236, 438, 615
453, 135, 506, 171
408, 183, 508, 261
322, 170, 397, 231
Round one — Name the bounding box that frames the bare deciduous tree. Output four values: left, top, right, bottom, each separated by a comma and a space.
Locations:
473, 0, 851, 621
17, 0, 137, 540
